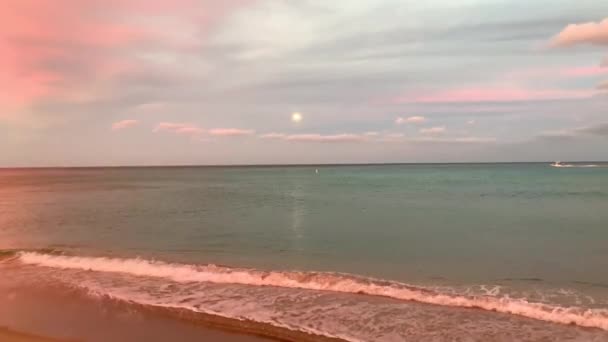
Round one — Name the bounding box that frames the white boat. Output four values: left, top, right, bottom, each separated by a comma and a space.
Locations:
551, 161, 600, 168
550, 161, 572, 168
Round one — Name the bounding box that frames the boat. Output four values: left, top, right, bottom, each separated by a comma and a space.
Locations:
550, 161, 572, 168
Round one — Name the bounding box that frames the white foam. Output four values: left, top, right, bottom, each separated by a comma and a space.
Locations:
18, 252, 608, 331
92, 287, 361, 342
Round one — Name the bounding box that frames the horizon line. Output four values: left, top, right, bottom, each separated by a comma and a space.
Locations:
1, 161, 606, 169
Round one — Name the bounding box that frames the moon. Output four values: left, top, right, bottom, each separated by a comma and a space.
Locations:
291, 112, 302, 123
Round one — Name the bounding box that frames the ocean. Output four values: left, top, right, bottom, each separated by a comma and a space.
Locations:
1, 164, 607, 341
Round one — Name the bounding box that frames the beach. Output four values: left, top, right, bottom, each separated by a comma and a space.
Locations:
0, 328, 65, 342
3, 0, 608, 339
0, 276, 276, 342
1, 164, 608, 341
0, 326, 274, 342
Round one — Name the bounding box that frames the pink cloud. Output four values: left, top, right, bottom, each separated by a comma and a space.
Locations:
551, 18, 608, 47
395, 116, 426, 125
259, 133, 287, 139
559, 66, 608, 77
153, 122, 203, 135
154, 124, 257, 138
420, 126, 446, 135
412, 136, 496, 143
500, 65, 608, 85
111, 119, 139, 131
0, 1, 253, 108
286, 134, 365, 143
378, 133, 495, 144
260, 133, 367, 143
208, 128, 255, 136
395, 87, 593, 104
0, 1, 149, 107
258, 131, 495, 144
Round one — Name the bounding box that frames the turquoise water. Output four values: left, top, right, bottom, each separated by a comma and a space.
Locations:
1, 164, 608, 341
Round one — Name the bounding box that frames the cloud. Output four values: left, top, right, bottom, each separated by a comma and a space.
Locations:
379, 133, 495, 144
411, 136, 496, 143
395, 116, 426, 125
0, 0, 252, 110
111, 119, 139, 130
208, 128, 255, 136
128, 102, 168, 115
551, 18, 608, 47
0, 1, 148, 107
260, 130, 496, 145
467, 120, 476, 125
420, 126, 446, 134
259, 132, 366, 143
395, 87, 593, 104
5, 1, 608, 166
598, 81, 608, 90
154, 124, 256, 138
153, 122, 203, 136
576, 123, 608, 137
286, 134, 366, 143
559, 66, 608, 77
259, 132, 286, 139
537, 123, 608, 141
536, 130, 577, 141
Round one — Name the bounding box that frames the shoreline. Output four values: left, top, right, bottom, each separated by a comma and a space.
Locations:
3, 265, 608, 342
0, 275, 338, 342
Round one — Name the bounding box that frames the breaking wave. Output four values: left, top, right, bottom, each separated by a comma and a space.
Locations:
16, 252, 608, 332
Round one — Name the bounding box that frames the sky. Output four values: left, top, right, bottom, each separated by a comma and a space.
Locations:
1, 0, 607, 166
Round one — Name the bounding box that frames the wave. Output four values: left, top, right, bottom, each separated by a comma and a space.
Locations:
0, 248, 62, 261
551, 163, 602, 168
16, 252, 608, 332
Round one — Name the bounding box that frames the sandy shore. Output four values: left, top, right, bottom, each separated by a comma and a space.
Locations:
0, 271, 338, 342
0, 324, 276, 342
0, 328, 70, 342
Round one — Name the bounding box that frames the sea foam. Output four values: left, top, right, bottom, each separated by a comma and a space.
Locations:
18, 252, 608, 331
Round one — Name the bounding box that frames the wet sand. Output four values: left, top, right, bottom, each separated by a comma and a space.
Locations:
0, 282, 275, 342
0, 325, 275, 342
0, 328, 68, 342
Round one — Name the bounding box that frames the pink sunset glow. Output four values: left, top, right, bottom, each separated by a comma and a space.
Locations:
208, 128, 255, 137
286, 134, 366, 143
559, 66, 608, 77
395, 87, 594, 104
0, 1, 146, 106
0, 3, 607, 166
506, 66, 608, 80
0, 0, 252, 108
112, 120, 139, 131
153, 122, 204, 136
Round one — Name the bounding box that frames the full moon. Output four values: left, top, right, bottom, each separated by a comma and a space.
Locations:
291, 112, 302, 123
